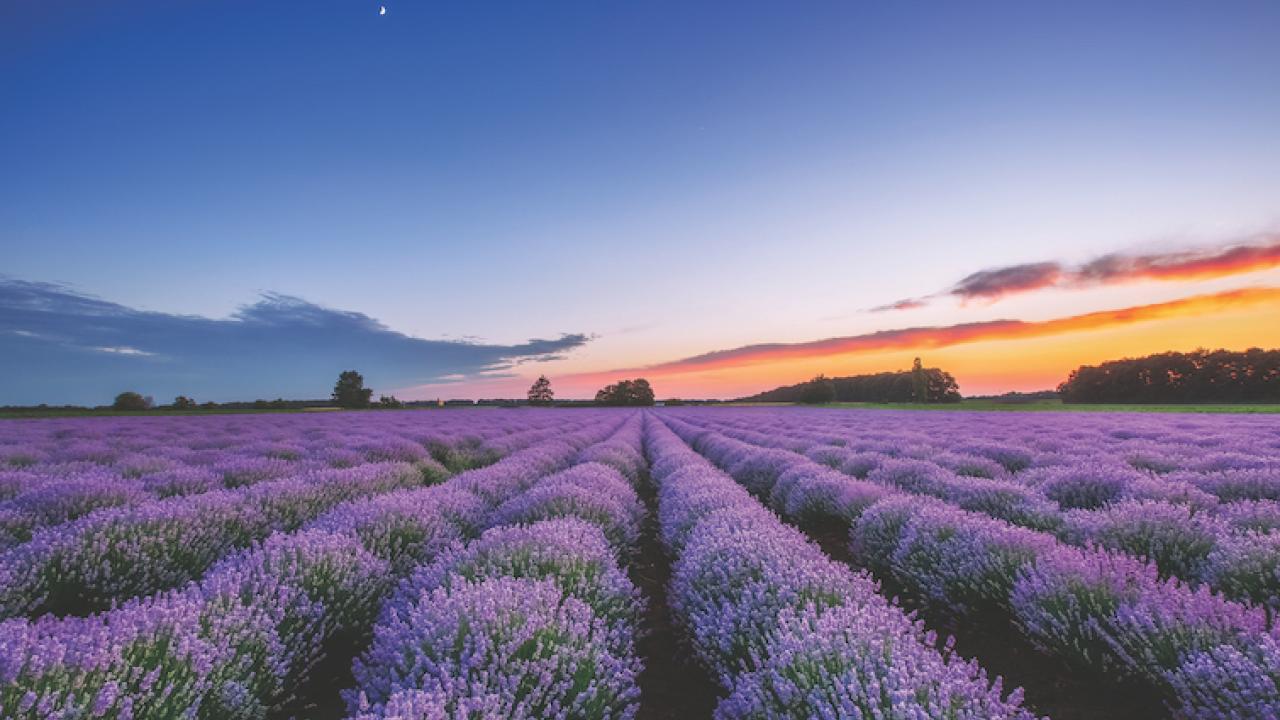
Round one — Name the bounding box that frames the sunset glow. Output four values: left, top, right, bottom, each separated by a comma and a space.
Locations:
402, 286, 1280, 400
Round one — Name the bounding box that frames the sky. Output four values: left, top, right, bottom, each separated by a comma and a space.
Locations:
2, 1, 1279, 404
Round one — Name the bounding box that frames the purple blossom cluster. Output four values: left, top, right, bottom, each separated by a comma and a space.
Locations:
352, 576, 640, 719
490, 462, 644, 551
644, 416, 1035, 718
0, 462, 426, 617
347, 414, 646, 718
0, 470, 151, 547
4, 404, 1278, 718
1011, 541, 1280, 718
661, 406, 1280, 717
0, 527, 398, 718
668, 410, 1280, 610
1059, 498, 1228, 581
848, 493, 1279, 710
0, 410, 629, 717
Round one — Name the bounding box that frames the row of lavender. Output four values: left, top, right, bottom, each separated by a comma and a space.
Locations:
0, 411, 629, 718
643, 415, 1036, 718
0, 412, 579, 549
0, 414, 595, 619
672, 409, 1280, 617
347, 414, 650, 718
661, 408, 1280, 717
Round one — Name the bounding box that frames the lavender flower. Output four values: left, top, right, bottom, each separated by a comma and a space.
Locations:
489, 462, 643, 550
391, 519, 642, 635
349, 577, 641, 719
305, 485, 483, 571
1060, 499, 1227, 582
1021, 461, 1144, 510
718, 604, 1037, 719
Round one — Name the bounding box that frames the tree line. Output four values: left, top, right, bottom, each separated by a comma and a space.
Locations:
74, 348, 1280, 413
740, 358, 962, 404
98, 372, 660, 411
1058, 348, 1280, 403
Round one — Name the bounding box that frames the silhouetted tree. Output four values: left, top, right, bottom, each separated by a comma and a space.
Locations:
377, 395, 404, 409
911, 357, 929, 403
741, 364, 961, 404
332, 370, 373, 409
172, 396, 197, 409
113, 392, 152, 411
1059, 348, 1280, 403
595, 378, 656, 406
799, 375, 836, 404
527, 375, 555, 406
926, 368, 962, 403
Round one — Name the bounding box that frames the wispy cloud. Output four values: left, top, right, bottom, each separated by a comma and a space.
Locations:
571, 286, 1280, 380
0, 278, 591, 404
871, 232, 1280, 311
92, 346, 156, 357
867, 297, 929, 313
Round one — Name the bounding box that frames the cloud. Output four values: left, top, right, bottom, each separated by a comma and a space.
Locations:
571, 286, 1280, 380
871, 232, 1280, 310
1077, 240, 1280, 283
949, 262, 1064, 301
867, 297, 929, 312
92, 346, 156, 356
0, 278, 591, 405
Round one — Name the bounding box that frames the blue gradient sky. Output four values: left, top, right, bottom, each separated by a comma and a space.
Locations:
3, 1, 1280, 402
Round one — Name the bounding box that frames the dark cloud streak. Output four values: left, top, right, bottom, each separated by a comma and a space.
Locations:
871, 232, 1280, 311
0, 279, 591, 405
574, 286, 1280, 379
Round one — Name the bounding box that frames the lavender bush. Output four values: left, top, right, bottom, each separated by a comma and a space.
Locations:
4, 404, 1279, 718
645, 415, 1033, 718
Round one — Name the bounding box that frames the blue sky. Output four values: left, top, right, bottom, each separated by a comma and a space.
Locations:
3, 1, 1279, 403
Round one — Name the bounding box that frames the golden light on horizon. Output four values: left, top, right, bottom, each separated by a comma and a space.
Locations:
542, 287, 1280, 398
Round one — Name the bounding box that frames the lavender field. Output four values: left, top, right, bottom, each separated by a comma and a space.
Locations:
1, 407, 1279, 719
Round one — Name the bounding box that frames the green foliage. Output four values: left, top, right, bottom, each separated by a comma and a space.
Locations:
172, 396, 197, 409
1059, 347, 1280, 403
798, 375, 836, 404
911, 357, 929, 403
377, 395, 403, 409
594, 378, 655, 406
112, 391, 152, 411
251, 398, 291, 410
527, 375, 555, 406
332, 370, 373, 409
744, 365, 961, 404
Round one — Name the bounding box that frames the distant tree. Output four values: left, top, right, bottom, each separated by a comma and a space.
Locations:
527, 375, 555, 406
172, 396, 197, 410
799, 375, 836, 404
740, 363, 962, 404
1059, 348, 1280, 403
332, 370, 374, 409
377, 395, 404, 409
595, 382, 621, 406
911, 357, 929, 403
926, 368, 962, 403
201, 401, 219, 409
595, 378, 656, 406
113, 391, 152, 411
629, 378, 655, 406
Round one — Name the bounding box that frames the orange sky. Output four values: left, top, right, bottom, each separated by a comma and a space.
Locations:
409, 285, 1280, 399
876, 233, 1280, 310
